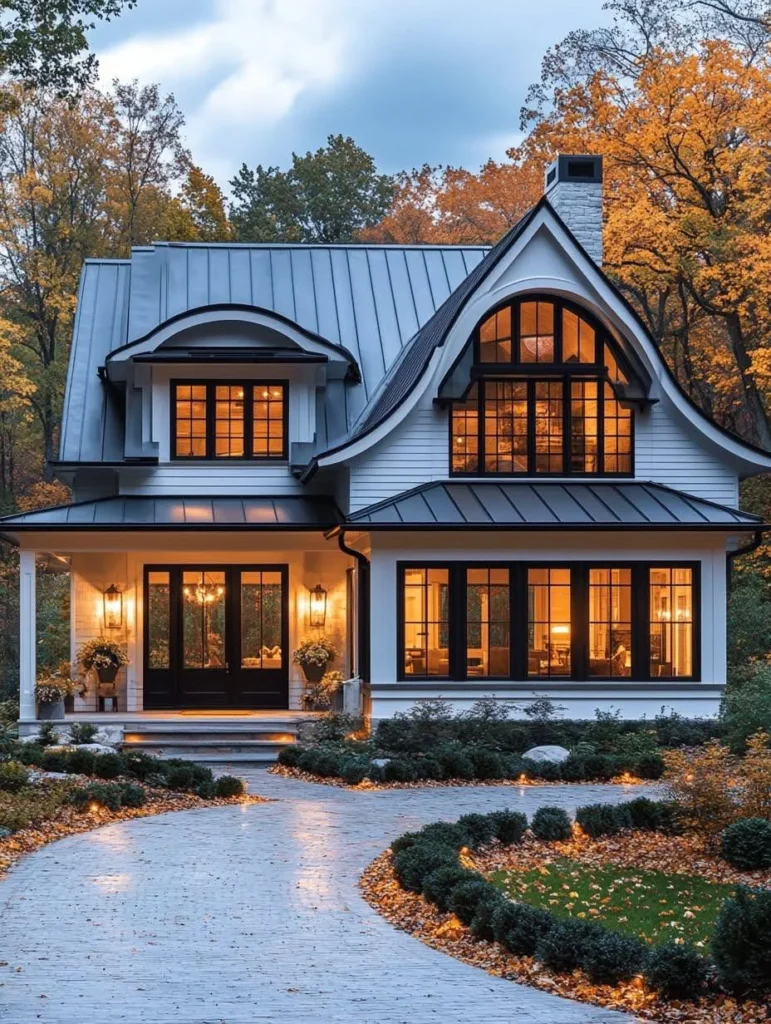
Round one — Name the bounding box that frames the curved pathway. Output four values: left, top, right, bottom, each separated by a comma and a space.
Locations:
0, 771, 644, 1024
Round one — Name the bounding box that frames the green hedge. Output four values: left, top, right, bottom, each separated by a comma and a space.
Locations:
384, 801, 757, 999
280, 741, 665, 785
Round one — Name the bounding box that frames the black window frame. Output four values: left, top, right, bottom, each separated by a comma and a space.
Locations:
449, 295, 636, 478
171, 379, 289, 462
396, 560, 700, 683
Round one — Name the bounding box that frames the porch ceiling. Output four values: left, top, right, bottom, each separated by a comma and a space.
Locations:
0, 495, 342, 535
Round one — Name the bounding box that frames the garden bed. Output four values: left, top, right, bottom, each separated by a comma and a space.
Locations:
360, 800, 771, 1023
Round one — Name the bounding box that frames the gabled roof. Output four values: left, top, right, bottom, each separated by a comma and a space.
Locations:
346, 481, 763, 530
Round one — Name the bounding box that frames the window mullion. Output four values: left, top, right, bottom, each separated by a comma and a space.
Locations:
207, 382, 215, 460
510, 562, 525, 680
527, 379, 535, 473
632, 563, 649, 682
245, 383, 254, 459
571, 564, 588, 680
563, 377, 571, 476
450, 563, 466, 680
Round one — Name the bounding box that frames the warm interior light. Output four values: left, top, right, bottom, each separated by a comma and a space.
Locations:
308, 583, 327, 628
550, 624, 570, 635
103, 584, 123, 629
184, 578, 225, 605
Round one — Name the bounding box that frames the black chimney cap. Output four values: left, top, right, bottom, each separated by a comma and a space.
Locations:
545, 154, 603, 189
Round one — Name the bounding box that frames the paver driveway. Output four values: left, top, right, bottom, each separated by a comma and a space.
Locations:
0, 771, 644, 1024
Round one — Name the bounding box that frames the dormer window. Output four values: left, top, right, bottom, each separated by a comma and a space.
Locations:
450, 297, 634, 477
172, 381, 287, 461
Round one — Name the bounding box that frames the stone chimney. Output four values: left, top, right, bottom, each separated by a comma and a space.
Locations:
544, 154, 603, 264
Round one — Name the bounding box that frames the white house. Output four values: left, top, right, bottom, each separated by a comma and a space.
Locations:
2, 154, 768, 738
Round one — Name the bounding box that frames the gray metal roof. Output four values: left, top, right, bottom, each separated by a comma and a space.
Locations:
0, 495, 342, 532
60, 243, 487, 464
346, 481, 763, 529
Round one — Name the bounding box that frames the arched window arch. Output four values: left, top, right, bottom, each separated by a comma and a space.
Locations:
450, 296, 635, 477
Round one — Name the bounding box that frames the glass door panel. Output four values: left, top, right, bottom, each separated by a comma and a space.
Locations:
147, 571, 170, 670
241, 570, 284, 669
182, 570, 226, 669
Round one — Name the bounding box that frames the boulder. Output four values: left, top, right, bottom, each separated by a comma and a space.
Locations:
522, 745, 571, 764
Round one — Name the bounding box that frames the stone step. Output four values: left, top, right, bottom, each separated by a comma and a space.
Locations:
123, 743, 284, 762
123, 729, 297, 743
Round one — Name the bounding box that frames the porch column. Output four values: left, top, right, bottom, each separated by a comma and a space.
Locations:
19, 549, 36, 720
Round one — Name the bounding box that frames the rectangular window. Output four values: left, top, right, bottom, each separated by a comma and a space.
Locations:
483, 380, 528, 473
181, 570, 226, 669
241, 570, 283, 669
253, 383, 286, 458
451, 387, 479, 473
589, 568, 632, 678
520, 301, 555, 362
603, 383, 633, 473
173, 381, 287, 460
649, 567, 694, 678
466, 567, 510, 677
402, 567, 450, 677
527, 568, 571, 677
174, 384, 208, 458
533, 381, 564, 473
570, 380, 599, 472
146, 571, 170, 670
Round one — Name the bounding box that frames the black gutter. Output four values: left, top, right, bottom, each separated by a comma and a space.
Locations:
336, 530, 370, 685
726, 529, 765, 589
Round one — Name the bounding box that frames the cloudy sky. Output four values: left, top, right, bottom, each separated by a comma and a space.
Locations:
91, 0, 608, 192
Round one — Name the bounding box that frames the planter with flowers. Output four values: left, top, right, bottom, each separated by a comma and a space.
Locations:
293, 636, 338, 687
36, 662, 83, 720
77, 638, 129, 711
301, 670, 345, 712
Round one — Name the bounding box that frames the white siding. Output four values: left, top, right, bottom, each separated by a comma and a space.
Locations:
120, 465, 306, 497
348, 392, 740, 512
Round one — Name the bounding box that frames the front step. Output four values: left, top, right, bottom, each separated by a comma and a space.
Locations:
120, 719, 301, 763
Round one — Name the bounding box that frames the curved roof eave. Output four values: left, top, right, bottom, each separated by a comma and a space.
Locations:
104, 302, 362, 382
307, 200, 771, 475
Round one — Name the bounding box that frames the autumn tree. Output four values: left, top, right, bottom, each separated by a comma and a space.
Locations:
362, 158, 542, 245
520, 1, 771, 448
229, 134, 395, 243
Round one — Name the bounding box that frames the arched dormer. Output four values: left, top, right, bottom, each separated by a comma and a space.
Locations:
440, 295, 651, 478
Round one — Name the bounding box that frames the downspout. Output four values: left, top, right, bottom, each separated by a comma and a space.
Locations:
726, 529, 765, 590
337, 529, 370, 685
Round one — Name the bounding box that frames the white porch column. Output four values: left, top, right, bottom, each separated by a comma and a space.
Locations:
19, 549, 36, 720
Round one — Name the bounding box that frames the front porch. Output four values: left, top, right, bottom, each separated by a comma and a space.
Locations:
8, 507, 363, 726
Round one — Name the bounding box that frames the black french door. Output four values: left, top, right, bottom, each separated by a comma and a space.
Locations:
143, 564, 289, 710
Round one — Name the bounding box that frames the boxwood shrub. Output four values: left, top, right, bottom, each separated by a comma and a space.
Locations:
720, 818, 771, 871
449, 878, 497, 925
575, 802, 632, 838
712, 887, 771, 997
423, 865, 482, 911
531, 806, 572, 841
581, 930, 647, 985
644, 942, 713, 999
392, 842, 458, 893
536, 918, 604, 973
487, 809, 528, 845
499, 902, 553, 956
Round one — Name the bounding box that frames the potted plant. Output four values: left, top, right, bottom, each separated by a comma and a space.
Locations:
35, 663, 81, 721
77, 637, 128, 684
301, 670, 345, 712
293, 636, 338, 684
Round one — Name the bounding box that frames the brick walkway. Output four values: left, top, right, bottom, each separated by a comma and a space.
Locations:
0, 772, 642, 1024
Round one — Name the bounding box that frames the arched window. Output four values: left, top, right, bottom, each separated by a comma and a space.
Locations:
450, 297, 634, 476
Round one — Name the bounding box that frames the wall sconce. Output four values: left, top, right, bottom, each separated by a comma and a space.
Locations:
308, 583, 327, 628
103, 584, 123, 629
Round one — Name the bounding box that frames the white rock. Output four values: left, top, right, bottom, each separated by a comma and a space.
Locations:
522, 745, 571, 764
73, 743, 117, 754
371, 758, 391, 768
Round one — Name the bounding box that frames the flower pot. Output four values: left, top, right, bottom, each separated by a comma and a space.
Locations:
331, 687, 344, 714
38, 699, 65, 721
96, 664, 119, 685
301, 662, 327, 684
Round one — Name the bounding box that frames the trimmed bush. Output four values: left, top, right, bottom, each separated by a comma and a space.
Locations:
457, 812, 497, 848
422, 866, 481, 912
277, 744, 303, 768
118, 783, 147, 808
536, 919, 603, 973
644, 942, 712, 999
712, 887, 771, 997
0, 760, 29, 793
523, 758, 562, 782
720, 818, 771, 871
581, 930, 647, 985
37, 722, 60, 747
69, 782, 123, 812
390, 830, 422, 855
487, 809, 528, 846
92, 752, 124, 780
560, 757, 588, 783
583, 753, 616, 781
575, 802, 632, 838
68, 723, 98, 745
416, 755, 444, 781
215, 775, 245, 798
165, 765, 196, 791
419, 821, 466, 848
382, 758, 416, 783
449, 879, 497, 926
40, 749, 69, 773
467, 747, 504, 780
624, 797, 678, 833
496, 902, 553, 956
393, 842, 457, 893
531, 806, 572, 841
297, 748, 322, 774
635, 751, 665, 780
122, 750, 161, 780
436, 745, 475, 780
469, 892, 506, 941
339, 757, 369, 785
15, 743, 44, 766
196, 780, 217, 800
66, 747, 96, 776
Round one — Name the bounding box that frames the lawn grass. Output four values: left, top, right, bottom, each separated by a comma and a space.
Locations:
489, 859, 735, 948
